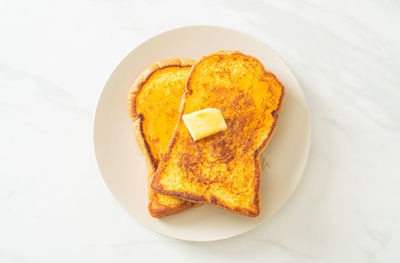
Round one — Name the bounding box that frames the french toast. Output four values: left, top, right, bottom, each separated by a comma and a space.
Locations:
128, 58, 198, 218
151, 51, 285, 217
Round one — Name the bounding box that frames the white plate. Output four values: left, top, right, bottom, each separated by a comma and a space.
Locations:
93, 25, 310, 241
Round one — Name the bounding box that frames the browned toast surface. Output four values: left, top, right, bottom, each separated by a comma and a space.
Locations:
151, 51, 285, 217
128, 58, 198, 218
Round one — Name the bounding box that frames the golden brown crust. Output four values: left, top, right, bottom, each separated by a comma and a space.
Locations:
148, 198, 201, 218
151, 51, 285, 217
128, 58, 196, 122
128, 58, 198, 218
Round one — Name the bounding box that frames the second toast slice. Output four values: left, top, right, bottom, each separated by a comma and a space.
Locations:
128, 58, 198, 217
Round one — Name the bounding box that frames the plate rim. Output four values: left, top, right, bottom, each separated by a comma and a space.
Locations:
93, 24, 311, 242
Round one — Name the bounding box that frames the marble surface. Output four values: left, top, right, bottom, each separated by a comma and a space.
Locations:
1, 0, 399, 262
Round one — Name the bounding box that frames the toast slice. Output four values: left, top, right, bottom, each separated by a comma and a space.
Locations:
128, 58, 198, 218
151, 51, 285, 217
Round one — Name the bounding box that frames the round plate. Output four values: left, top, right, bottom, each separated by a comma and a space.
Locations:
93, 25, 310, 241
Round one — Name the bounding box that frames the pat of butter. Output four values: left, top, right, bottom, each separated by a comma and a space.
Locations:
182, 108, 227, 141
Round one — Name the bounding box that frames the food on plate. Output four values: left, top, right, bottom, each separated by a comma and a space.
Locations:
128, 58, 199, 218
151, 51, 285, 217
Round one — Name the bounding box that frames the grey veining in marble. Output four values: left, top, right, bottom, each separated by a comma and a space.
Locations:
1, 0, 399, 262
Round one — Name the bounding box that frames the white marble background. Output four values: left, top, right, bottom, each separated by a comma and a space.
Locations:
1, 0, 399, 262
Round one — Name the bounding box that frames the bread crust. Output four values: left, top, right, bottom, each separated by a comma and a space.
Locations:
151, 51, 285, 217
128, 58, 199, 218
